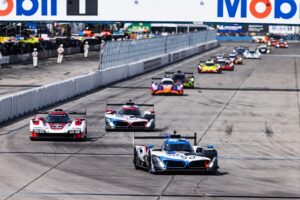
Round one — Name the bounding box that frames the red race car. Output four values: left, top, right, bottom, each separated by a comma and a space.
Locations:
276, 39, 288, 48
216, 58, 234, 71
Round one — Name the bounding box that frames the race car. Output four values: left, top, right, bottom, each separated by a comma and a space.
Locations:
268, 38, 279, 46
215, 53, 225, 60
244, 49, 261, 59
151, 77, 184, 95
276, 39, 288, 48
165, 71, 194, 88
105, 100, 155, 131
257, 44, 271, 54
215, 58, 234, 71
233, 46, 248, 57
252, 35, 268, 43
133, 132, 219, 174
228, 53, 243, 64
30, 109, 87, 141
198, 60, 222, 73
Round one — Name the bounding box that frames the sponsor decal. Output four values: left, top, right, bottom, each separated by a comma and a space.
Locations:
0, 0, 57, 16
67, 0, 98, 16
218, 0, 298, 20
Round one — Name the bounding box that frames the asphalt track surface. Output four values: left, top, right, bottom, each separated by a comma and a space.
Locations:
0, 43, 300, 200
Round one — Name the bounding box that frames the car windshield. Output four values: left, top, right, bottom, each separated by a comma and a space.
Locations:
119, 108, 141, 116
162, 80, 174, 85
218, 61, 226, 66
249, 51, 256, 53
173, 74, 185, 80
46, 115, 70, 123
206, 62, 215, 66
164, 142, 194, 152
237, 49, 245, 53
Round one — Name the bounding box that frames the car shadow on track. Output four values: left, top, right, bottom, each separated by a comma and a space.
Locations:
137, 169, 229, 176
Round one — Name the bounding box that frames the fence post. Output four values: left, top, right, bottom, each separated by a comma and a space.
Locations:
98, 42, 105, 71
165, 36, 168, 54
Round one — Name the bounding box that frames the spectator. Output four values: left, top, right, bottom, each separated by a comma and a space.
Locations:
57, 44, 64, 64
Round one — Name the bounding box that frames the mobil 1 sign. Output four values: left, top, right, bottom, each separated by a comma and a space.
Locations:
216, 0, 300, 24
0, 0, 100, 21
0, 0, 299, 24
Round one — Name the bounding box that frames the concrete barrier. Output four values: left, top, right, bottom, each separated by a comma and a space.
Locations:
0, 40, 219, 124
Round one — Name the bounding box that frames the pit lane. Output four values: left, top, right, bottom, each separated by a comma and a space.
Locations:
0, 43, 299, 200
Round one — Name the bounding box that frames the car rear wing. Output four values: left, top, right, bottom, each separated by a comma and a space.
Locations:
133, 132, 197, 146
35, 110, 86, 115
151, 77, 162, 81
165, 71, 194, 75
106, 100, 154, 109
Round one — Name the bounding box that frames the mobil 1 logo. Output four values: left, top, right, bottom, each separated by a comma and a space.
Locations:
67, 0, 98, 16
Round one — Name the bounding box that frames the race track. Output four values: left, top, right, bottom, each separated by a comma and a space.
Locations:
0, 43, 299, 200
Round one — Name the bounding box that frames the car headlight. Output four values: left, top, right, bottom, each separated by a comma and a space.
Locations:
152, 156, 165, 169
105, 118, 115, 127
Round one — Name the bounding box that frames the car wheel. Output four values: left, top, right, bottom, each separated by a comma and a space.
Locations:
133, 150, 141, 170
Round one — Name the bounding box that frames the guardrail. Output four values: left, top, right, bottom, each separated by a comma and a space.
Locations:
0, 39, 218, 124
100, 30, 217, 70
0, 56, 9, 65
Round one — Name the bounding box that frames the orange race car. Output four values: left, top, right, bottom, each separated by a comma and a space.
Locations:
151, 77, 184, 95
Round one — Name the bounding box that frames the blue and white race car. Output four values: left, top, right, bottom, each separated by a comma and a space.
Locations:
133, 133, 219, 174
105, 100, 155, 131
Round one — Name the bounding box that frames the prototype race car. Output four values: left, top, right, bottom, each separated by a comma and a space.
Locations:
252, 35, 268, 43
233, 46, 248, 57
244, 49, 261, 59
276, 39, 288, 48
133, 132, 219, 174
105, 100, 155, 131
215, 58, 234, 71
257, 44, 271, 54
151, 77, 184, 95
165, 71, 194, 88
228, 53, 243, 64
198, 60, 222, 73
30, 109, 87, 141
268, 38, 279, 46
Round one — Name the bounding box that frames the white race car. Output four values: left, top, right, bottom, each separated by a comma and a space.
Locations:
244, 49, 261, 59
30, 109, 87, 141
133, 133, 219, 174
105, 100, 155, 131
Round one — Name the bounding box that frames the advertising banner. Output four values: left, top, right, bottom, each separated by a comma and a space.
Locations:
0, 0, 299, 24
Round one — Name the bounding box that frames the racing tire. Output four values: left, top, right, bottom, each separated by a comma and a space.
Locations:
133, 150, 141, 170
30, 137, 37, 141
231, 66, 234, 71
